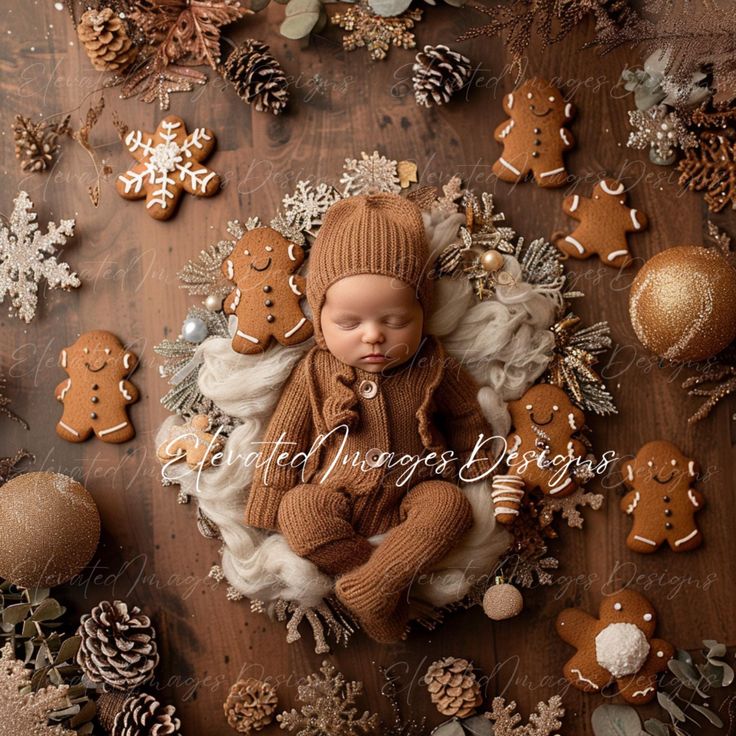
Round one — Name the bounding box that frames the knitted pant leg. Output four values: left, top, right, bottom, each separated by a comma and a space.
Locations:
277, 483, 374, 576
335, 480, 473, 641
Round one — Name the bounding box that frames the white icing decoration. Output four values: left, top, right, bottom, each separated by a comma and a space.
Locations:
688, 489, 699, 508
284, 317, 307, 338
498, 158, 521, 176
674, 529, 698, 547
571, 669, 599, 689
99, 421, 129, 437
595, 623, 650, 677
614, 602, 622, 611
607, 249, 630, 262
119, 380, 132, 401
688, 460, 695, 476
59, 420, 79, 437
499, 120, 514, 138
288, 243, 296, 261
59, 378, 71, 400
627, 465, 634, 481
630, 209, 641, 229
507, 93, 514, 109
236, 330, 259, 344
643, 613, 653, 622
569, 195, 579, 212
564, 102, 572, 118
288, 275, 302, 296
540, 167, 565, 178
231, 288, 241, 309
568, 412, 577, 430
226, 260, 234, 280
600, 180, 625, 196
560, 128, 570, 146
634, 535, 657, 546
633, 686, 654, 697
626, 491, 640, 514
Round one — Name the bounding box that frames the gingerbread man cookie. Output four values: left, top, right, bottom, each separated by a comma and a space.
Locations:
556, 589, 674, 704
492, 384, 586, 523
554, 179, 648, 268
116, 115, 220, 221
222, 226, 313, 354
157, 414, 224, 470
55, 331, 139, 443
493, 78, 575, 188
620, 440, 705, 553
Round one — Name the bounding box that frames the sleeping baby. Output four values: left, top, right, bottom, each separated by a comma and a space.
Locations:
244, 193, 495, 642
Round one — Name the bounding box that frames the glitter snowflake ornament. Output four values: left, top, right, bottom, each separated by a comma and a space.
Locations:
278, 181, 341, 237
116, 115, 221, 220
0, 642, 74, 736
486, 695, 565, 736
0, 191, 80, 323
276, 660, 379, 735
340, 151, 401, 196
627, 104, 698, 165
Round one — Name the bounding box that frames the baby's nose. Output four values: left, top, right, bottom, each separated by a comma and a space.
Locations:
361, 323, 384, 343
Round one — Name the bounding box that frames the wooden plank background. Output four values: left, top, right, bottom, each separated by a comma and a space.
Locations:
1, 2, 734, 733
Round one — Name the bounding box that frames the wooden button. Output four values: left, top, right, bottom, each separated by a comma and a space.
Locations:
365, 448, 384, 468
358, 379, 378, 399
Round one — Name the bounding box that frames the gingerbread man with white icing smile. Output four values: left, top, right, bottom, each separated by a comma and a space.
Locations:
55, 330, 139, 443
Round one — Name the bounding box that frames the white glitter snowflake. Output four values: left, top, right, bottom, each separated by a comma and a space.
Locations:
279, 180, 341, 235
340, 151, 401, 196
0, 191, 80, 323
627, 104, 698, 164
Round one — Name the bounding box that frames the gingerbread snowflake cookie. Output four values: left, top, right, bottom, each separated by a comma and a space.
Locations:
222, 226, 313, 354
492, 384, 587, 523
493, 78, 575, 188
116, 115, 220, 220
554, 179, 648, 267
556, 589, 674, 704
55, 330, 139, 443
621, 440, 705, 553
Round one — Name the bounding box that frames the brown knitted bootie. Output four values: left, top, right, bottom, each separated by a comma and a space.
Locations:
306, 535, 375, 576
334, 566, 410, 643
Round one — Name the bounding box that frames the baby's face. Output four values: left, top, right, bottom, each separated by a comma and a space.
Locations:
320, 274, 423, 373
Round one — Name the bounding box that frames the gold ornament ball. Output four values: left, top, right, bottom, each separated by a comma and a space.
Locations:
483, 582, 524, 620
480, 249, 505, 272
0, 472, 100, 588
629, 246, 736, 362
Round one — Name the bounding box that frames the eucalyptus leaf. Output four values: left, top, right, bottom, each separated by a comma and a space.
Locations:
21, 619, 36, 637
23, 639, 34, 663
668, 659, 700, 690
27, 587, 50, 605
3, 602, 31, 625
31, 598, 64, 622
696, 661, 727, 688
367, 0, 413, 16
676, 649, 693, 667
643, 719, 669, 736
53, 635, 81, 665
591, 704, 644, 735
280, 0, 321, 38
462, 714, 493, 735
703, 640, 726, 658
431, 718, 466, 736
657, 691, 686, 723
689, 703, 723, 727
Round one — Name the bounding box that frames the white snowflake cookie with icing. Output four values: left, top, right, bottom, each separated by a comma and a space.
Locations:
116, 115, 220, 221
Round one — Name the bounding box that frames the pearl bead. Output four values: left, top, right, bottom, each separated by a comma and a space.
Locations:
205, 293, 221, 312
480, 250, 504, 272
182, 316, 209, 344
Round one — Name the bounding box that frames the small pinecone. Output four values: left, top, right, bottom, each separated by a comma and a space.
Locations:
77, 600, 159, 690
12, 115, 68, 173
223, 40, 289, 115
423, 657, 483, 718
412, 44, 472, 108
103, 692, 182, 736
77, 8, 138, 72
224, 678, 279, 733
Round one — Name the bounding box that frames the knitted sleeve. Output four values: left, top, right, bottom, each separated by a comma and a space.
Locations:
434, 356, 495, 482
244, 357, 313, 531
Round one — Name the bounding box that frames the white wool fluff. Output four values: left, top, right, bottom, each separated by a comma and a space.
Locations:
157, 206, 559, 611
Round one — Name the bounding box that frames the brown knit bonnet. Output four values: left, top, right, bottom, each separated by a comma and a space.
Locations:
307, 193, 432, 347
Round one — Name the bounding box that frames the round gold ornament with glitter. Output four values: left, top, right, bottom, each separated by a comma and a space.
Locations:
629, 246, 736, 362
0, 472, 100, 588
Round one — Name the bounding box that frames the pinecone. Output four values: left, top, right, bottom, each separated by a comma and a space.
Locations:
423, 656, 483, 718
77, 600, 159, 690
12, 114, 70, 173
77, 8, 138, 72
222, 40, 289, 115
224, 677, 279, 733
97, 692, 182, 736
412, 44, 472, 108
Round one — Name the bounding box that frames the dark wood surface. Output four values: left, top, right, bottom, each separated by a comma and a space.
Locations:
1, 3, 734, 733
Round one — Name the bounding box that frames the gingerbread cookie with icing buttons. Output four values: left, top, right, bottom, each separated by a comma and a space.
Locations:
55, 330, 139, 443
556, 589, 674, 704
620, 440, 705, 553
555, 179, 648, 268
222, 226, 313, 355
493, 78, 575, 188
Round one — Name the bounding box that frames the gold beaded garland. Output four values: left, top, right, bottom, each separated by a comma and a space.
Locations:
629, 245, 736, 362
0, 472, 100, 588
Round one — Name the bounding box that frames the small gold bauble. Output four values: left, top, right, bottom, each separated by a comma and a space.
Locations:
480, 249, 505, 273
482, 582, 524, 621
629, 245, 736, 362
0, 472, 100, 588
